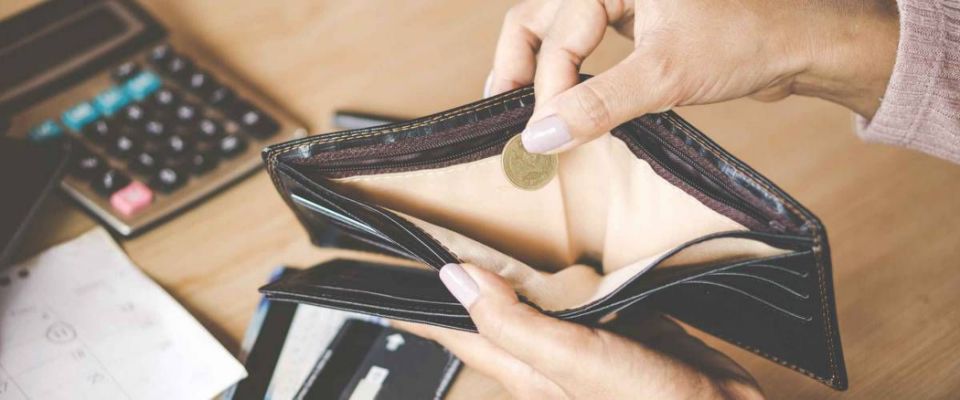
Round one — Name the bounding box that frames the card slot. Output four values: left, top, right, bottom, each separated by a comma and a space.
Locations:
279, 164, 457, 268
684, 268, 813, 321
677, 279, 812, 322
291, 193, 421, 260
696, 269, 811, 308
553, 232, 807, 312
734, 262, 809, 278
299, 284, 462, 307
705, 271, 809, 299
550, 249, 812, 321
266, 291, 468, 320
265, 292, 475, 332
292, 194, 385, 239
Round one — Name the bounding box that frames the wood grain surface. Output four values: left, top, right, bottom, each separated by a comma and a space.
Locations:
6, 1, 960, 399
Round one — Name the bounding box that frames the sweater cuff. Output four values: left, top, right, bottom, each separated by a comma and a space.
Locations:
856, 0, 960, 163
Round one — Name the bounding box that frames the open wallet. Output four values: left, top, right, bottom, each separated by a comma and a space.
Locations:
259, 86, 848, 390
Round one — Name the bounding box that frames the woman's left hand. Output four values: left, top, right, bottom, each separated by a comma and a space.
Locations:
395, 263, 764, 400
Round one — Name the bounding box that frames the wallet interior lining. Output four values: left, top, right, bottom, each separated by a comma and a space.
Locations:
326, 135, 782, 271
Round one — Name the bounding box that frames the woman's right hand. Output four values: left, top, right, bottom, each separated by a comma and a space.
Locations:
485, 0, 900, 155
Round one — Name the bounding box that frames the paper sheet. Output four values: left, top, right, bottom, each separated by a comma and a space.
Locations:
0, 227, 246, 400
265, 306, 384, 400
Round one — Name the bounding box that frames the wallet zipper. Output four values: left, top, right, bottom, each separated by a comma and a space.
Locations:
624, 131, 775, 230
308, 122, 524, 174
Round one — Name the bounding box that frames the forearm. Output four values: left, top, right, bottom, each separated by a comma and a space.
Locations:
856, 0, 960, 164
792, 0, 960, 163
790, 0, 900, 119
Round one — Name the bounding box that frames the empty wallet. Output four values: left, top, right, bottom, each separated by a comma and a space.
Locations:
259, 86, 848, 390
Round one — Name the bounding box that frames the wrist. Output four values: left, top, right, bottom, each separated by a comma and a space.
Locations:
789, 1, 900, 119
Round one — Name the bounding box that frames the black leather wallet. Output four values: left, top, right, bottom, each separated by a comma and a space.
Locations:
259, 86, 847, 390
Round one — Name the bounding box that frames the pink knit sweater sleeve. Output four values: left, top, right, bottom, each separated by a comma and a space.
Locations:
857, 0, 960, 163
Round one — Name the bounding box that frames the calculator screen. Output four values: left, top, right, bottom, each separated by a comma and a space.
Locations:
0, 9, 126, 93
0, 0, 164, 113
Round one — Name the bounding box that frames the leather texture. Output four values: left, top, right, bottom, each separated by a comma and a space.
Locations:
260, 86, 848, 390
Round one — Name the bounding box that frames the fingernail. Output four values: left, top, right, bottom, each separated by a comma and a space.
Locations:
439, 263, 479, 308
483, 72, 494, 98
521, 115, 571, 153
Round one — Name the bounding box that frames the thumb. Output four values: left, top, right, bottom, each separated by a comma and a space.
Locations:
438, 263, 603, 385
521, 55, 674, 154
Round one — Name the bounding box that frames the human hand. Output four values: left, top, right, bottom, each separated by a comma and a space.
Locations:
485, 0, 899, 154
395, 263, 764, 399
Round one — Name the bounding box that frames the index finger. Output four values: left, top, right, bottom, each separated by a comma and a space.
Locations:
532, 0, 610, 107
488, 0, 561, 96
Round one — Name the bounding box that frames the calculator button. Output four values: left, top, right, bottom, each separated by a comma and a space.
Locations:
112, 61, 140, 82
175, 103, 199, 122
110, 181, 154, 217
151, 167, 186, 192
229, 101, 280, 138
207, 86, 235, 107
82, 120, 115, 143
122, 104, 146, 123
165, 56, 193, 79
92, 169, 131, 196
143, 120, 166, 139
149, 44, 173, 65
28, 120, 63, 142
189, 150, 219, 174
62, 102, 100, 131
130, 151, 161, 174
72, 152, 106, 179
197, 118, 223, 142
110, 134, 140, 157
151, 88, 178, 109
166, 134, 193, 155
93, 86, 131, 116
218, 135, 247, 157
124, 71, 162, 100
186, 70, 216, 95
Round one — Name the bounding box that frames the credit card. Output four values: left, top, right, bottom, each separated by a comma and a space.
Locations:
225, 267, 299, 400
296, 320, 461, 400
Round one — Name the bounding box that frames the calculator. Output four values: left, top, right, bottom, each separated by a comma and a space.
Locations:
0, 0, 308, 236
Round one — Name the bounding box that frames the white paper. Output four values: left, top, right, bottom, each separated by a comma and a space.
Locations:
265, 306, 384, 400
0, 227, 246, 400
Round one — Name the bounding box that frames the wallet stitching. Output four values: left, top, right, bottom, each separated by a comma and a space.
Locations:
661, 113, 840, 386
334, 157, 499, 182
710, 330, 835, 386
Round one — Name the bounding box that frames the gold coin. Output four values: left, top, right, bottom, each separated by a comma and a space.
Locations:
501, 134, 558, 190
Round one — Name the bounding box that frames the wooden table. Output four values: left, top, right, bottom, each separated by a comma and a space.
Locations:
6, 1, 960, 398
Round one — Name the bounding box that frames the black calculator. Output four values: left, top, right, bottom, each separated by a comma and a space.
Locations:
1, 0, 307, 236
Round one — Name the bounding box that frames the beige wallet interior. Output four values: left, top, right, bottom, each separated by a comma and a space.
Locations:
329, 134, 788, 311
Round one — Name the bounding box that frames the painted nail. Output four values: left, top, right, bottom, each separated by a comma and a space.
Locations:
483, 72, 494, 98
521, 115, 571, 153
439, 263, 479, 308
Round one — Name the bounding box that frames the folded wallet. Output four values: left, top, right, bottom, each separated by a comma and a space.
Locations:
259, 86, 847, 390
